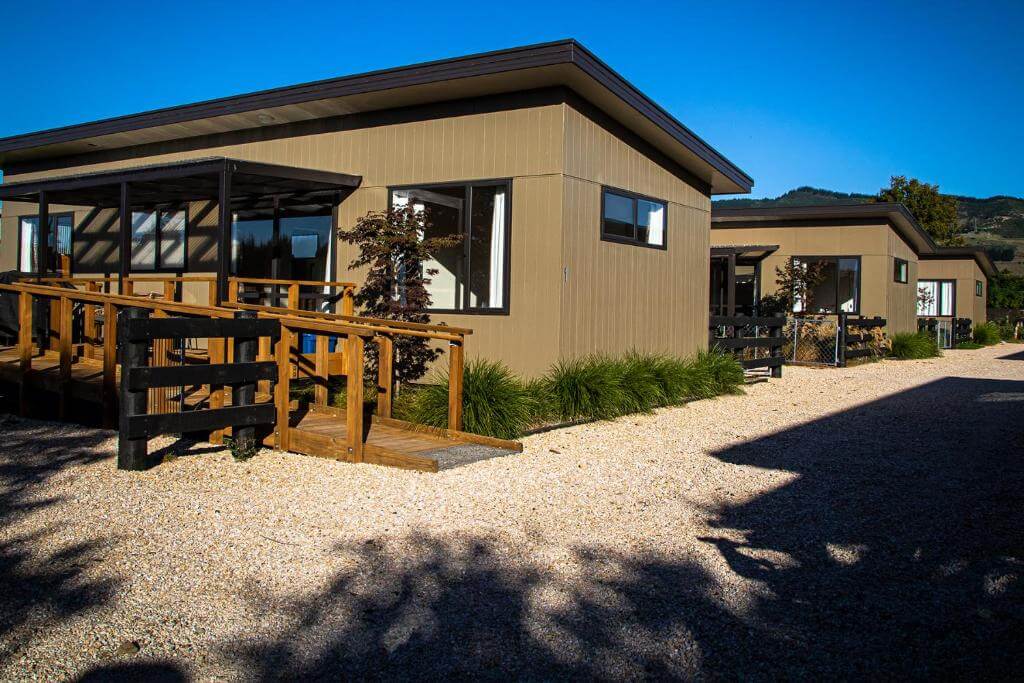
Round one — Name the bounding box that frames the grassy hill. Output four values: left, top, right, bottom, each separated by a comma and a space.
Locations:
714, 187, 1024, 272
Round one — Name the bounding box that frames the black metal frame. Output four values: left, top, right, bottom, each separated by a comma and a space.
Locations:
14, 211, 75, 274
916, 278, 957, 318
600, 185, 668, 251
387, 178, 513, 316
893, 257, 908, 284
126, 205, 190, 273
790, 255, 862, 316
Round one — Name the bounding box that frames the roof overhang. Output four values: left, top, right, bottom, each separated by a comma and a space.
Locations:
711, 244, 779, 263
0, 40, 752, 195
711, 203, 938, 255
0, 157, 361, 208
920, 248, 998, 279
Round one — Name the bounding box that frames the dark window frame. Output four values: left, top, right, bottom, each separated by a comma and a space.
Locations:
917, 278, 957, 318
129, 204, 190, 273
388, 178, 513, 316
893, 257, 908, 284
16, 211, 76, 275
976, 280, 983, 297
790, 255, 862, 316
600, 185, 668, 251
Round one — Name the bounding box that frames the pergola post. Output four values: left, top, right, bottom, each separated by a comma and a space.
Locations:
118, 182, 131, 293
216, 163, 233, 305
37, 190, 49, 277
726, 252, 737, 317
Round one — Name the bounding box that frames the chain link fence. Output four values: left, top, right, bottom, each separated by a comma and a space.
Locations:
783, 317, 839, 366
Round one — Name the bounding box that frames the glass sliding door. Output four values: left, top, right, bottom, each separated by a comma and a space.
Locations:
19, 214, 74, 273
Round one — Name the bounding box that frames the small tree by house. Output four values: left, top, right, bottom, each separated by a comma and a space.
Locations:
759, 259, 829, 316
338, 205, 462, 384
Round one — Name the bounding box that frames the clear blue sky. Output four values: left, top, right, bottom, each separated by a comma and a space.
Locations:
2, 0, 1021, 199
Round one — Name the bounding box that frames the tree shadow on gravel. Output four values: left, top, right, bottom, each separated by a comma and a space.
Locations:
703, 376, 1024, 678
220, 376, 1024, 680
0, 416, 119, 668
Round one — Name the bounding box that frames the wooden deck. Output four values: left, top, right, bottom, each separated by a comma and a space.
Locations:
0, 346, 519, 473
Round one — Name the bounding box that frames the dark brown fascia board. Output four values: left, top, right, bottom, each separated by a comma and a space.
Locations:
0, 40, 752, 194
712, 203, 939, 255
920, 248, 998, 279
0, 156, 362, 200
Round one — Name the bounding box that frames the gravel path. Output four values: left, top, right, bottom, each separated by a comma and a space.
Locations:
1, 345, 1022, 680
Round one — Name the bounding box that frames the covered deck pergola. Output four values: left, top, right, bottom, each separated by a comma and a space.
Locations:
710, 244, 778, 317
0, 157, 362, 303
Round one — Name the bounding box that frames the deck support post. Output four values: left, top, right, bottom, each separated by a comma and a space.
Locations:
726, 252, 736, 318
84, 281, 98, 359
209, 336, 226, 444
118, 307, 152, 470
345, 333, 365, 462
448, 339, 464, 431
233, 310, 258, 454
18, 292, 32, 417
376, 335, 393, 418
37, 190, 49, 279
342, 287, 355, 316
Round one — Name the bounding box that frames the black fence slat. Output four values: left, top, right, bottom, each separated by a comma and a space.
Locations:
709, 315, 785, 328
715, 337, 787, 350
740, 357, 784, 369
127, 361, 278, 390
125, 404, 277, 439
123, 317, 280, 342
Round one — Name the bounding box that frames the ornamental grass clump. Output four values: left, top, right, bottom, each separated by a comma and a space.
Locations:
541, 355, 627, 422
889, 332, 941, 359
691, 349, 745, 396
405, 359, 538, 440
618, 353, 669, 413
973, 322, 1001, 346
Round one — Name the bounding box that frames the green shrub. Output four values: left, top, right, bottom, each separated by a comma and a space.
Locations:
405, 359, 538, 440
692, 349, 745, 396
973, 322, 1001, 346
541, 355, 627, 422
994, 317, 1017, 341
955, 341, 985, 350
889, 332, 941, 359
619, 353, 670, 413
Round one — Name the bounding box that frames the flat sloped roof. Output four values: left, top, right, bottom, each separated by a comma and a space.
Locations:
0, 40, 752, 195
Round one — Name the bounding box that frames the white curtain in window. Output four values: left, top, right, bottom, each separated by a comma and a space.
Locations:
917, 281, 938, 316
19, 217, 37, 272
940, 281, 954, 316
646, 203, 664, 246
488, 189, 506, 308
792, 258, 806, 312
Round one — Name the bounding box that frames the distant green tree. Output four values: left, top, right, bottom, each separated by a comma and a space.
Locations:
988, 269, 1024, 309
875, 176, 964, 246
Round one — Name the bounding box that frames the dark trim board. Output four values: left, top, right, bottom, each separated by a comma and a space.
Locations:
0, 40, 751, 194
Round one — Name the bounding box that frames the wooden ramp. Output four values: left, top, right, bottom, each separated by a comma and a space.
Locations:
0, 347, 521, 473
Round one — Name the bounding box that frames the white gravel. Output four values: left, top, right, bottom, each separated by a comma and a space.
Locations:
1, 344, 1022, 680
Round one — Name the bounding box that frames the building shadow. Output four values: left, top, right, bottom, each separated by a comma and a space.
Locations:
0, 417, 118, 669
218, 376, 1024, 679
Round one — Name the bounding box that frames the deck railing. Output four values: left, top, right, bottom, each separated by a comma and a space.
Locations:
709, 315, 786, 377
0, 280, 469, 460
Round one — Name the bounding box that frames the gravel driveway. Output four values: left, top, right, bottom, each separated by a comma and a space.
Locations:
1, 345, 1022, 680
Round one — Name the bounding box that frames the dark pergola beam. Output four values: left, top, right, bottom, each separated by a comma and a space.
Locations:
37, 190, 49, 277
118, 183, 131, 288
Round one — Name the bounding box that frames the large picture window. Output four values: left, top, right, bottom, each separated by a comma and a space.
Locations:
917, 279, 955, 317
601, 187, 666, 248
390, 180, 511, 313
792, 256, 860, 314
19, 213, 74, 273
131, 208, 186, 271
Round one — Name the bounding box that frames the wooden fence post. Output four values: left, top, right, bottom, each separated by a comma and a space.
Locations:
233, 310, 258, 453
163, 280, 176, 302
771, 313, 784, 378
102, 302, 118, 428
448, 339, 464, 431
58, 296, 72, 420
376, 335, 393, 418
836, 313, 847, 367
314, 333, 329, 406
342, 287, 355, 317
287, 283, 300, 310
118, 307, 151, 470
345, 333, 365, 462
18, 291, 32, 417
275, 325, 292, 451
84, 281, 98, 359
209, 337, 226, 444
208, 280, 218, 307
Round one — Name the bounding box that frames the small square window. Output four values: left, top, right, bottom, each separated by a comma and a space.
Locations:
893, 258, 908, 283
976, 280, 983, 297
601, 188, 666, 248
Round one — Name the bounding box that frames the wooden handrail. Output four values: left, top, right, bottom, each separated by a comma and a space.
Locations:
224, 301, 473, 338
229, 276, 358, 288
